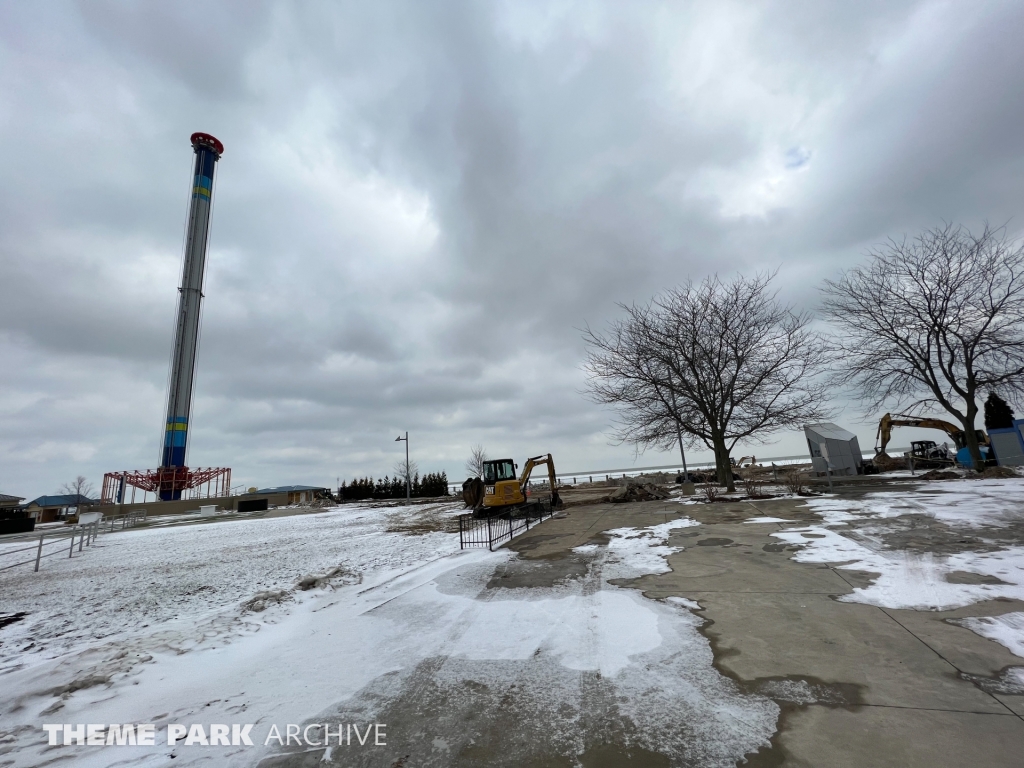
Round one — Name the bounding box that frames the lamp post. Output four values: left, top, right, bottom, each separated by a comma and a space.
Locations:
395, 432, 410, 501
668, 375, 694, 496
669, 389, 689, 476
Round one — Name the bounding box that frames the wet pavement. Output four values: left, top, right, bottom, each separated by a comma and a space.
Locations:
260, 485, 1024, 767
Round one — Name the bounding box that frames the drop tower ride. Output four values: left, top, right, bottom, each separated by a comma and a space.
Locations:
101, 133, 232, 506
158, 132, 224, 500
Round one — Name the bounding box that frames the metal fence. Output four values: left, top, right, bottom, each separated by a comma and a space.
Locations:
0, 509, 148, 574
100, 508, 148, 532
0, 521, 99, 573
459, 506, 555, 551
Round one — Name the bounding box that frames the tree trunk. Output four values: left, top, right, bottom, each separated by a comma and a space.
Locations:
962, 403, 983, 469
712, 435, 734, 492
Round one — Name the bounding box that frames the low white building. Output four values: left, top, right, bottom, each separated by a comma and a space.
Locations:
804, 423, 863, 476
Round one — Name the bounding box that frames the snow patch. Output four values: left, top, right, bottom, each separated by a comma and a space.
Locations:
666, 596, 702, 611
589, 517, 700, 580
766, 481, 1024, 612
803, 478, 1024, 529
771, 526, 1024, 610
956, 612, 1024, 658
446, 587, 662, 676
0, 502, 460, 675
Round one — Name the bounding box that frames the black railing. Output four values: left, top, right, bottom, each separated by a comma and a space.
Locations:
458, 506, 555, 550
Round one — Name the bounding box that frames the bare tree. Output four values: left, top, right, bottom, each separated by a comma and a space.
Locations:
392, 459, 420, 485
60, 475, 95, 508
465, 445, 488, 478
585, 272, 830, 490
60, 475, 94, 500
820, 223, 1024, 466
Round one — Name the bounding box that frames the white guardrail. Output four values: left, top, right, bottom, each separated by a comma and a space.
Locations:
0, 509, 147, 573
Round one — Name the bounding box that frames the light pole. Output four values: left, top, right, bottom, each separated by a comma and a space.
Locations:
395, 432, 410, 501
668, 375, 694, 496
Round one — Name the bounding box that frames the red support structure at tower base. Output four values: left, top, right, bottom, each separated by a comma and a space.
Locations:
101, 467, 231, 505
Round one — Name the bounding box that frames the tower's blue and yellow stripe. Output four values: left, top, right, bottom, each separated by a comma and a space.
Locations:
192, 149, 217, 200
161, 416, 188, 467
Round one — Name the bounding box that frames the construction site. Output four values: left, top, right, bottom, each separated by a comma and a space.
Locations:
4, 126, 1024, 767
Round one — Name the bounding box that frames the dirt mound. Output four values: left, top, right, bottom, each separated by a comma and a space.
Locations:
242, 590, 291, 612
605, 480, 672, 503
296, 565, 363, 591
919, 470, 960, 480
872, 453, 907, 471
981, 466, 1019, 479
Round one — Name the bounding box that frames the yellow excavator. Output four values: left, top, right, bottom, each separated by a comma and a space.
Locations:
462, 453, 563, 515
875, 413, 990, 456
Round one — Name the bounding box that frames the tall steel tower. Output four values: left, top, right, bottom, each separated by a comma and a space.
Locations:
158, 132, 224, 500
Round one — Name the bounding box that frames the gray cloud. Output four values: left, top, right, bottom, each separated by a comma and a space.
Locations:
2, 0, 1023, 498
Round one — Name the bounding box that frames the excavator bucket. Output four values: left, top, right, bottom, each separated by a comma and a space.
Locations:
462, 477, 484, 510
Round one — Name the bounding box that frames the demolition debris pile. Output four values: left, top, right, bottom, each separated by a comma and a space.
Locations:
605, 480, 672, 503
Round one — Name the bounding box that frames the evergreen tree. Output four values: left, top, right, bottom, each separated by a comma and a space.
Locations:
339, 471, 449, 501
417, 471, 450, 497
984, 391, 1015, 430
339, 477, 376, 501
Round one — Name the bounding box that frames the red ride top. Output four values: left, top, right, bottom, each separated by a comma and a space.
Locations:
190, 132, 224, 156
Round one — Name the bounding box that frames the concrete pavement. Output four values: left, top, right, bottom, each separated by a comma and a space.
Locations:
261, 491, 1024, 767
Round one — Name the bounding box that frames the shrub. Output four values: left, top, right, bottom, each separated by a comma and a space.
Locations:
783, 469, 806, 495
701, 482, 720, 502
742, 476, 764, 498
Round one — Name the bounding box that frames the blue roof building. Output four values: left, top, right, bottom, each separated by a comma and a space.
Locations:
24, 494, 99, 523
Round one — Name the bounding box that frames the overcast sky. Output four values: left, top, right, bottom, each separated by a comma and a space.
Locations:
2, 0, 1023, 500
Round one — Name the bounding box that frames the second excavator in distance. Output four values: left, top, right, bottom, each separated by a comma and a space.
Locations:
875, 412, 990, 467
462, 453, 564, 516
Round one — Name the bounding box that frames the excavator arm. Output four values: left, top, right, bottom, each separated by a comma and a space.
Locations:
518, 454, 563, 510
876, 413, 989, 455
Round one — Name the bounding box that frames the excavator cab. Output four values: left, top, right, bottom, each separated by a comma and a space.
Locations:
483, 459, 525, 508
483, 459, 517, 483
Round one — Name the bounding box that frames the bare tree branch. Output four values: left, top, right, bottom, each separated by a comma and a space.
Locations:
465, 445, 488, 478
392, 459, 420, 484
59, 475, 95, 505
